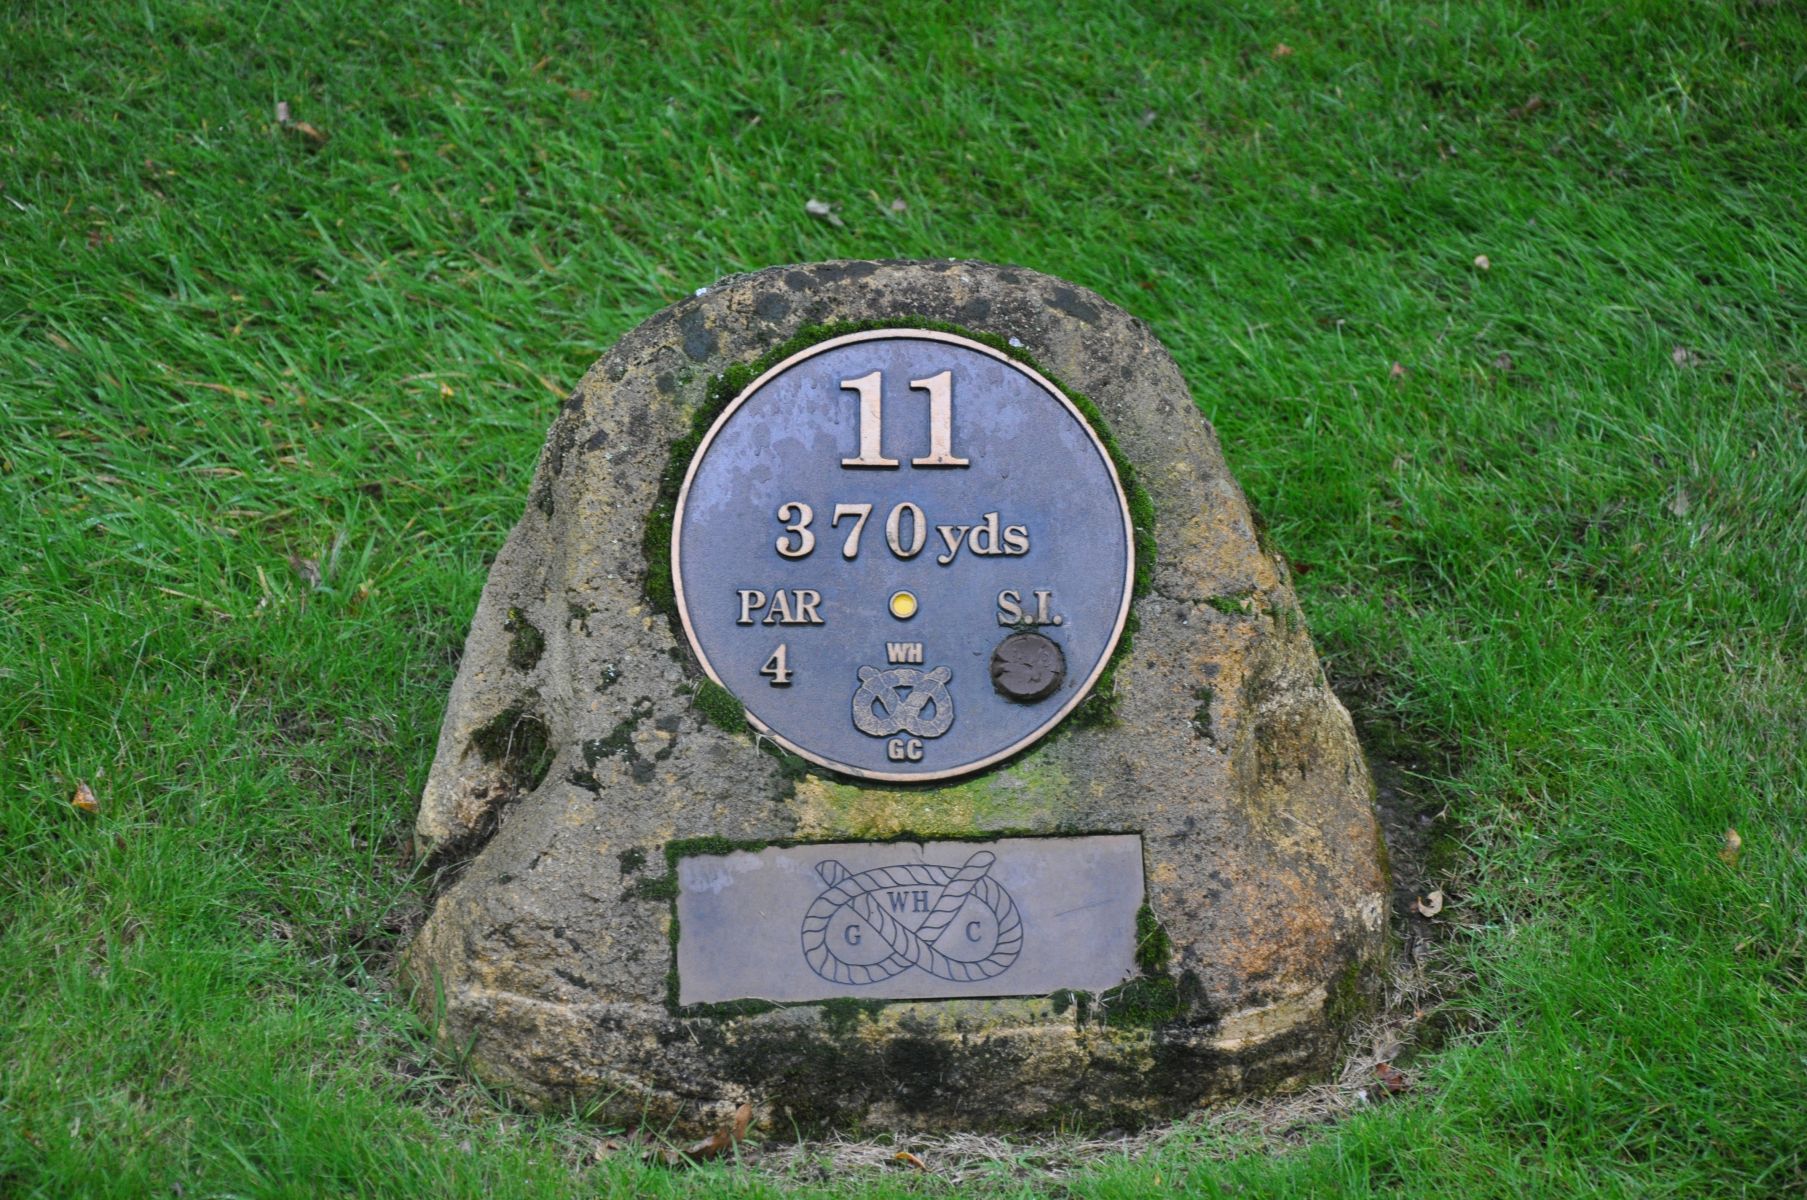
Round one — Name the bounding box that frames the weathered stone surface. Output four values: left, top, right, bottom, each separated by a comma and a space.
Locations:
402, 259, 1389, 1135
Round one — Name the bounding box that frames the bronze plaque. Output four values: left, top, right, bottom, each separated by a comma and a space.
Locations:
671, 330, 1133, 781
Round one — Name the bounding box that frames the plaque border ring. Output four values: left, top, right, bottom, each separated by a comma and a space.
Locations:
671, 328, 1135, 783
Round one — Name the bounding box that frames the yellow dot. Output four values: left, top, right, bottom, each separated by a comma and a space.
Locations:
889, 590, 919, 620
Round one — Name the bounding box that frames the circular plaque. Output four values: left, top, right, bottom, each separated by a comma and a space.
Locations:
672, 329, 1133, 781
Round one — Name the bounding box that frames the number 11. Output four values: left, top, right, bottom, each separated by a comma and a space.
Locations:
839, 370, 969, 468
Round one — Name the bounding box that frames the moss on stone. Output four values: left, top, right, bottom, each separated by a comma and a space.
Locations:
468, 704, 554, 791
1323, 957, 1373, 1031
818, 997, 886, 1035
1191, 685, 1216, 741
680, 995, 783, 1020
767, 749, 814, 802
692, 679, 747, 735
503, 606, 545, 671
789, 763, 1077, 840
1049, 987, 1091, 1023
1099, 974, 1183, 1027
1071, 605, 1140, 727
617, 847, 647, 875
1205, 592, 1255, 616
1134, 904, 1172, 975
625, 872, 678, 901
1040, 906, 1199, 1029
571, 697, 664, 788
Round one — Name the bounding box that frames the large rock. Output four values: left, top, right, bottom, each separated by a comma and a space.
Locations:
403, 259, 1388, 1134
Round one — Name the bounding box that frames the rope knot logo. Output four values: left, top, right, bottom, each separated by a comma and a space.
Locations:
800, 850, 1023, 986
851, 664, 955, 738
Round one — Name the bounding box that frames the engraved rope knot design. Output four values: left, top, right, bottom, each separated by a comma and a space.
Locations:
851, 665, 954, 738
800, 851, 1023, 986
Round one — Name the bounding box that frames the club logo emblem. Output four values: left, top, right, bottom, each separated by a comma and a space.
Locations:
851, 665, 954, 738
800, 851, 1022, 985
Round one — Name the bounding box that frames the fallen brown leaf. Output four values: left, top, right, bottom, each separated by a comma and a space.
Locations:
1671, 345, 1701, 368
1507, 95, 1546, 119
1410, 888, 1444, 917
1389, 361, 1408, 382
1719, 828, 1742, 868
651, 1102, 753, 1167
72, 780, 100, 813
1667, 487, 1691, 519
284, 121, 329, 147
1375, 1062, 1410, 1095
1272, 43, 1295, 58
892, 1150, 928, 1171
1493, 352, 1515, 372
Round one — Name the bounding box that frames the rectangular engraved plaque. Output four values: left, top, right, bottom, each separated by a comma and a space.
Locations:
674, 834, 1144, 1005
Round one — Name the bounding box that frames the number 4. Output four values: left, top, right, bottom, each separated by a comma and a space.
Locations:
760, 644, 793, 686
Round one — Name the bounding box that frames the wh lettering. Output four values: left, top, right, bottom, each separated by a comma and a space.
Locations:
886, 642, 924, 664
887, 889, 932, 914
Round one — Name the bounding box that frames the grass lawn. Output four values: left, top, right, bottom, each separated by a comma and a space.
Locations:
3, 1, 1804, 1195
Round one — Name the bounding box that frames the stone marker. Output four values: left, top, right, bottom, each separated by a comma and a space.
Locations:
403, 259, 1389, 1135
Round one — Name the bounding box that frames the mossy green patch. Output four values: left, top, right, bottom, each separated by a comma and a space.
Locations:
1099, 974, 1183, 1027
1134, 904, 1172, 975
468, 705, 554, 791
1041, 906, 1201, 1030
1191, 685, 1216, 741
691, 678, 747, 735
502, 607, 545, 671
569, 697, 666, 788
1205, 592, 1256, 616
1050, 987, 1093, 1024
1323, 957, 1373, 1031
789, 759, 1079, 839
818, 997, 886, 1035
624, 872, 677, 902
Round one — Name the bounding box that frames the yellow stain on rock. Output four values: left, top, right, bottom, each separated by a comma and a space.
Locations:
1209, 984, 1328, 1054
790, 760, 1077, 839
